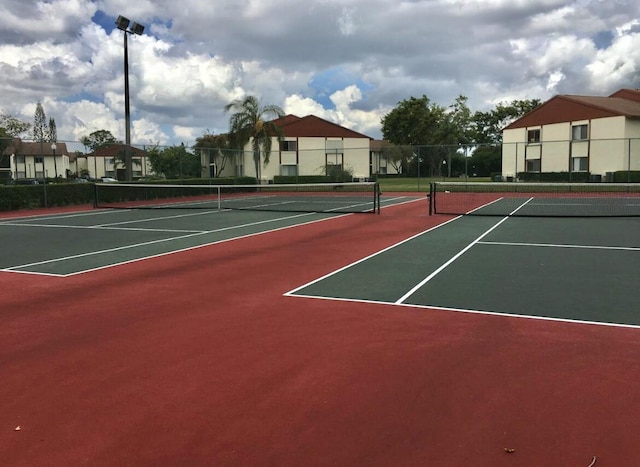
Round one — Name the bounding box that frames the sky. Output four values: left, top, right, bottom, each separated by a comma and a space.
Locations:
1, 0, 640, 152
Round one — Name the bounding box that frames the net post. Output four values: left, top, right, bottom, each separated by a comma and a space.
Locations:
375, 182, 381, 214
93, 182, 98, 208
428, 182, 434, 215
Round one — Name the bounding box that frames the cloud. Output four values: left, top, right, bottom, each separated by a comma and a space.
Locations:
1, 0, 639, 148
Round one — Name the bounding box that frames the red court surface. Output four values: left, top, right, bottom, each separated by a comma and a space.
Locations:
2, 200, 640, 466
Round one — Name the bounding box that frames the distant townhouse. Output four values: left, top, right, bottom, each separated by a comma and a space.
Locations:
502, 88, 640, 180
3, 140, 70, 180
209, 114, 376, 182
81, 144, 152, 180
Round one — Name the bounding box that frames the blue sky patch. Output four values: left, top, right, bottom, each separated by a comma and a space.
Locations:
309, 67, 373, 109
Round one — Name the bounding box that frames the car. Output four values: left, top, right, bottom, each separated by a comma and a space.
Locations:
13, 178, 39, 185
100, 177, 118, 183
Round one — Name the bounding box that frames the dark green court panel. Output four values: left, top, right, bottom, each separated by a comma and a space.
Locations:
0, 195, 422, 276
291, 216, 499, 303
404, 244, 640, 326
291, 215, 640, 327
0, 209, 340, 275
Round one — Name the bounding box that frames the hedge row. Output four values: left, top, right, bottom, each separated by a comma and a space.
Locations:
612, 171, 640, 182
517, 172, 593, 182
0, 183, 95, 211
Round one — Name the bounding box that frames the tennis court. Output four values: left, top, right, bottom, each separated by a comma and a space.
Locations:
0, 189, 416, 276
288, 214, 640, 327
2, 183, 640, 466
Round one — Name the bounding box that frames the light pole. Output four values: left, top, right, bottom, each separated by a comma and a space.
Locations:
115, 15, 145, 181
51, 143, 58, 179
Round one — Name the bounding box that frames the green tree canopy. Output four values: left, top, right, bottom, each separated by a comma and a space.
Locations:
471, 99, 541, 144
47, 117, 57, 143
80, 130, 119, 152
224, 95, 285, 181
33, 102, 46, 143
0, 114, 30, 138
0, 115, 30, 181
148, 144, 200, 179
194, 132, 236, 177
381, 95, 448, 146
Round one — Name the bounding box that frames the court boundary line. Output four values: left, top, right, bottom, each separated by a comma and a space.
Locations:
286, 293, 640, 330
0, 196, 424, 278
284, 214, 463, 296
478, 240, 640, 252
281, 197, 640, 328
1, 212, 349, 277
284, 196, 520, 299
395, 198, 533, 303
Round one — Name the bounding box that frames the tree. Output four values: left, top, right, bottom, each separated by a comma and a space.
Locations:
381, 95, 448, 147
148, 144, 200, 179
80, 129, 119, 152
0, 114, 30, 138
0, 115, 30, 182
224, 96, 285, 181
33, 102, 46, 143
376, 142, 412, 174
471, 99, 541, 144
194, 132, 236, 177
33, 102, 47, 179
468, 99, 541, 176
47, 117, 57, 143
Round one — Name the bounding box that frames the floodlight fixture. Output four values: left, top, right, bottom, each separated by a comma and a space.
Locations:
131, 22, 145, 35
115, 15, 130, 31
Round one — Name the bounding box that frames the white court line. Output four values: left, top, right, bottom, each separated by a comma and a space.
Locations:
284, 195, 502, 298
2, 211, 318, 273
395, 197, 534, 304
284, 215, 463, 296
478, 241, 640, 252
0, 221, 205, 234
1, 212, 348, 277
288, 294, 640, 330
0, 209, 123, 223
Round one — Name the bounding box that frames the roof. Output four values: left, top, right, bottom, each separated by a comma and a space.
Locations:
271, 114, 372, 139
2, 140, 69, 156
504, 88, 640, 130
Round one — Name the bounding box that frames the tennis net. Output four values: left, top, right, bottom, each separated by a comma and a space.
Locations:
429, 182, 640, 217
94, 182, 380, 214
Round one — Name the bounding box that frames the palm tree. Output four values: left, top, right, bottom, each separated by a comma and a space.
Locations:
224, 96, 285, 182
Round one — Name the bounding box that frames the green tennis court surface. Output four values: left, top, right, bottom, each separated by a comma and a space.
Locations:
0, 193, 421, 276
287, 215, 640, 327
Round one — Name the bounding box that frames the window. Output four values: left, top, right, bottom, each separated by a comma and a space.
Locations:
16, 155, 25, 164
527, 129, 541, 143
526, 159, 541, 172
280, 164, 298, 176
572, 157, 588, 172
35, 156, 43, 164
572, 124, 588, 141
280, 141, 297, 151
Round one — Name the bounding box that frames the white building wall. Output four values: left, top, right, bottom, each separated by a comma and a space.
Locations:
502, 128, 526, 178
502, 115, 634, 177
540, 122, 570, 172
241, 136, 371, 182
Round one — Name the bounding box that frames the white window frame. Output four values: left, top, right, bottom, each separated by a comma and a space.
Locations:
571, 157, 588, 172
526, 158, 541, 172
572, 124, 588, 141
